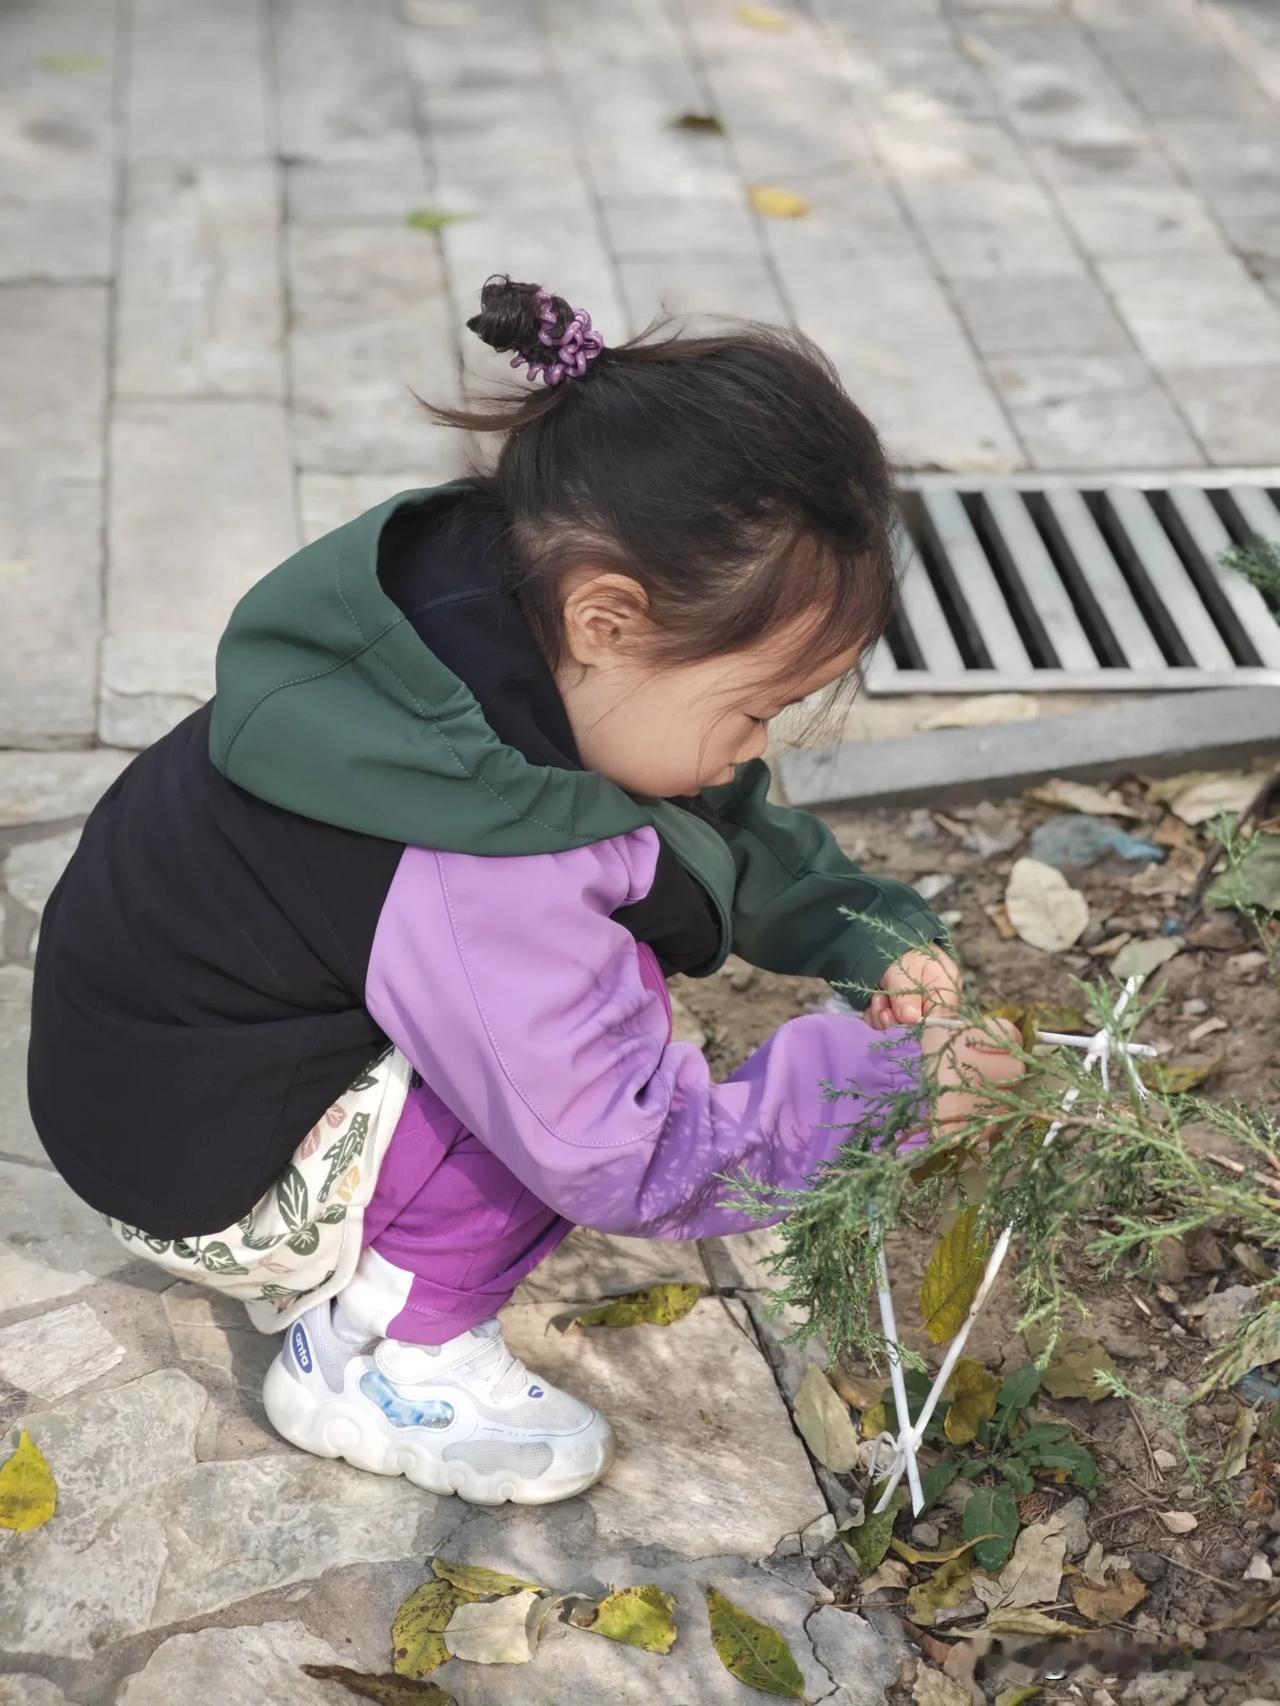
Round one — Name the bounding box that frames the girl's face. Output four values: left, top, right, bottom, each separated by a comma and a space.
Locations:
553, 571, 860, 798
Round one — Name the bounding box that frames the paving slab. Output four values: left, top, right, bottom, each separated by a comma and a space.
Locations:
1086, 22, 1271, 120
512, 1227, 710, 1305
778, 687, 1280, 810
1160, 365, 1280, 467
298, 469, 458, 547
951, 273, 1130, 357
0, 286, 108, 483
0, 480, 102, 746
127, 0, 269, 160
502, 1299, 827, 1557
0, 1159, 136, 1311
1052, 180, 1227, 260
0, 751, 130, 829
616, 256, 788, 338
4, 830, 81, 919
1098, 253, 1280, 370
116, 161, 284, 399
102, 400, 297, 747
116, 1622, 347, 1706
0, 1300, 125, 1403
0, 967, 42, 1165
988, 353, 1201, 469
0, 1, 117, 284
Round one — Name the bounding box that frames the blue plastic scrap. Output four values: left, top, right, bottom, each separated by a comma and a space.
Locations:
1028, 813, 1167, 871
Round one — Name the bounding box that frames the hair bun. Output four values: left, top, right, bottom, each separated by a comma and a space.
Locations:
467, 275, 572, 361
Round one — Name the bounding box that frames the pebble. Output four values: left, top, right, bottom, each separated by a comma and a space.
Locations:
914, 873, 955, 903
1153, 1448, 1179, 1471
906, 809, 939, 844
1130, 1551, 1169, 1584
728, 965, 756, 993
909, 1521, 940, 1550
1181, 998, 1209, 1017
1244, 1551, 1273, 1582
1216, 1546, 1251, 1574
1057, 1496, 1090, 1560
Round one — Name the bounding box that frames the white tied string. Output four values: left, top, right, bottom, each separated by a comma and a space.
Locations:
869, 976, 1156, 1517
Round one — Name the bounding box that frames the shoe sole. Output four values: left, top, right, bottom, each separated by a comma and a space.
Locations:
262, 1359, 614, 1506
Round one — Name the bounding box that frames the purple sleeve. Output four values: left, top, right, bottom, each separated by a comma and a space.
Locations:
365, 828, 922, 1241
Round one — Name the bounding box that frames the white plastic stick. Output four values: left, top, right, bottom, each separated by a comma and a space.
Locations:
870, 978, 1149, 1515
872, 1232, 926, 1513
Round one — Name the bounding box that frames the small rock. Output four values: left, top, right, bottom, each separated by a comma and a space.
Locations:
906, 809, 939, 844
1056, 1496, 1090, 1560
938, 909, 962, 929
1122, 1671, 1194, 1704
1154, 1448, 1179, 1471
1244, 1552, 1273, 1582
1184, 1227, 1226, 1274
1190, 1284, 1258, 1345
939, 1478, 974, 1516
729, 965, 756, 992
5, 829, 82, 917
1130, 1551, 1169, 1583
1153, 1237, 1191, 1285
1160, 1377, 1192, 1402
772, 1531, 803, 1559
1216, 1547, 1251, 1575
1227, 950, 1268, 975
801, 1513, 838, 1557
1181, 998, 1209, 1017
909, 1521, 941, 1550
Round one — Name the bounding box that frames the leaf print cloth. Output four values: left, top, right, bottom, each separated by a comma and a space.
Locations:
103, 1048, 413, 1333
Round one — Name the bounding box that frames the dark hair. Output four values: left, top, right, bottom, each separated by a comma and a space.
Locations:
428, 275, 900, 691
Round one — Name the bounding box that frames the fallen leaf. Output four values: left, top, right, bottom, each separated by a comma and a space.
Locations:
973, 1516, 1066, 1613
1194, 1299, 1280, 1397
736, 3, 791, 29
302, 1667, 455, 1704
921, 694, 1039, 731
404, 208, 470, 233
1209, 1587, 1280, 1629
748, 184, 810, 219
39, 53, 105, 73
444, 1589, 541, 1664
705, 1586, 805, 1698
892, 1535, 985, 1566
982, 1608, 1078, 1636
1140, 1053, 1224, 1094
1028, 778, 1142, 819
1111, 937, 1181, 982
570, 1584, 678, 1653
0, 1430, 57, 1532
568, 1283, 705, 1329
670, 111, 725, 133
1207, 831, 1280, 913
1156, 771, 1261, 827
907, 1556, 974, 1626
1069, 1567, 1148, 1624
1005, 858, 1089, 952
431, 1559, 541, 1597
1233, 1242, 1274, 1283
861, 1400, 888, 1439
1157, 1510, 1198, 1535
944, 1358, 1001, 1447
793, 1364, 861, 1472
913, 1665, 971, 1706
393, 1580, 471, 1678
996, 1690, 1042, 1706
922, 1208, 992, 1344
843, 1488, 908, 1574
963, 1484, 1019, 1572
1024, 1326, 1118, 1403
861, 1558, 912, 1594
829, 1368, 888, 1411
990, 1001, 1090, 1050
1215, 1405, 1261, 1484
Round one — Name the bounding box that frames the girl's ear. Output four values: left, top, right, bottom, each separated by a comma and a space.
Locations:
560, 572, 651, 669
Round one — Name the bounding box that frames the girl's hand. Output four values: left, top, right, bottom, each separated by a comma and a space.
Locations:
923, 1015, 1025, 1144
866, 946, 962, 1031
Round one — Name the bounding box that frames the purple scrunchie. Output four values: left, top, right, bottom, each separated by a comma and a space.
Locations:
510, 287, 605, 386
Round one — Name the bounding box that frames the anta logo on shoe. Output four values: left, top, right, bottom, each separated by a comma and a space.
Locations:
290, 1323, 313, 1374
528, 1385, 545, 1398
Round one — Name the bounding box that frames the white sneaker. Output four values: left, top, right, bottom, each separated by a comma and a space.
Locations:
262, 1302, 615, 1505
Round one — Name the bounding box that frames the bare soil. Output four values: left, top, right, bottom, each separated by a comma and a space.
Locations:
674, 779, 1280, 1702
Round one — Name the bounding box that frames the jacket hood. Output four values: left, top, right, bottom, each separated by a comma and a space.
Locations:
210, 484, 655, 857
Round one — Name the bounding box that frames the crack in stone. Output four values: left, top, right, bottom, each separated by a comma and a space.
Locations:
804, 1601, 841, 1703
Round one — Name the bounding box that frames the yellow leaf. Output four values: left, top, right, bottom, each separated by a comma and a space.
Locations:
0, 1430, 57, 1532
706, 1587, 805, 1698
891, 1534, 985, 1566
943, 1358, 1000, 1445
392, 1579, 470, 1678
568, 1283, 705, 1330
921, 1209, 992, 1344
748, 184, 810, 220
570, 1584, 678, 1653
736, 3, 791, 30
983, 1608, 1078, 1637
1140, 1054, 1224, 1094
861, 1401, 888, 1440
906, 1556, 973, 1627
793, 1365, 861, 1472
431, 1559, 542, 1597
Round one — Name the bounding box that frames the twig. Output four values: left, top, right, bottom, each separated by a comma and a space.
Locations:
1164, 1555, 1239, 1592
1126, 1397, 1162, 1487
1204, 1151, 1280, 1196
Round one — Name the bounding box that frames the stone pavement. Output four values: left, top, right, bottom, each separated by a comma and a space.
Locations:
3, 0, 1280, 1698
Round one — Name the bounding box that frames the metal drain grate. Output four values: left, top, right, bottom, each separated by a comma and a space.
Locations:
872, 472, 1280, 693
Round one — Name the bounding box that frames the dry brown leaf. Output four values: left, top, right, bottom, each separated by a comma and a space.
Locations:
1157, 1510, 1198, 1535
1087, 932, 1133, 960
1111, 937, 1181, 981
829, 1368, 888, 1411
860, 1558, 912, 1594
1028, 778, 1142, 819
1069, 1567, 1147, 1625
913, 1664, 972, 1706
972, 1516, 1066, 1613
1159, 772, 1261, 826
1005, 858, 1089, 953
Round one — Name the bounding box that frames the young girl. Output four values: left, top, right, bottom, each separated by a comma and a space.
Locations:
29, 278, 1019, 1507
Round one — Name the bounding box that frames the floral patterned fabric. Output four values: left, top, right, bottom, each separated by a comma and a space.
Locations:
103, 1047, 414, 1332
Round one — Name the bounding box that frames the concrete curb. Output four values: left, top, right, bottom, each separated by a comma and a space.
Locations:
776, 687, 1280, 810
